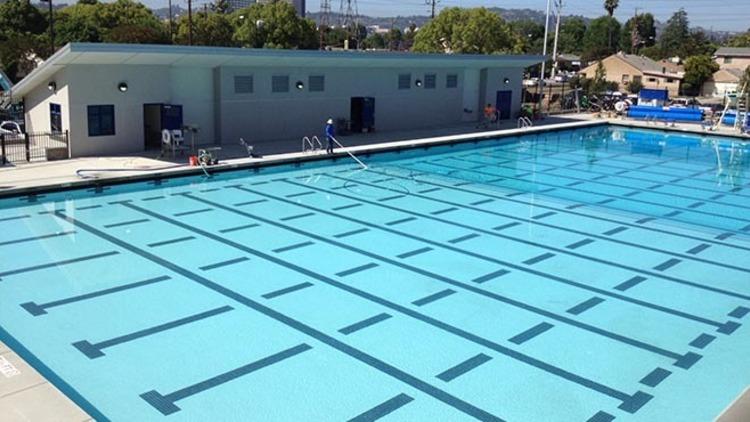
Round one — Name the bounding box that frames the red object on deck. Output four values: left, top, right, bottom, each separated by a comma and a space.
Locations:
189, 156, 198, 166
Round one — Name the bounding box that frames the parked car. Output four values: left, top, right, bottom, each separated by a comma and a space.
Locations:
0, 120, 22, 135
523, 78, 539, 87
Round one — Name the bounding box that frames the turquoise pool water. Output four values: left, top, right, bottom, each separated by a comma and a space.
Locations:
0, 125, 748, 421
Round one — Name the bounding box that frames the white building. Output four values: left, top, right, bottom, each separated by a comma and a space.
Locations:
9, 43, 542, 157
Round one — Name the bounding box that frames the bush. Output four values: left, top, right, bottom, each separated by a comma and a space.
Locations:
628, 80, 643, 94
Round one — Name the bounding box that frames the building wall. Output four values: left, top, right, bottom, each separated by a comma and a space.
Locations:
702, 81, 739, 98
718, 57, 750, 71
580, 57, 681, 97
24, 67, 70, 136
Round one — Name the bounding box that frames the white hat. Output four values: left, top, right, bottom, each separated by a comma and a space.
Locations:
326, 118, 334, 124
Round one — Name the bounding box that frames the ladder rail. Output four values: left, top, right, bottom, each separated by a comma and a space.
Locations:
311, 136, 323, 150
302, 136, 313, 153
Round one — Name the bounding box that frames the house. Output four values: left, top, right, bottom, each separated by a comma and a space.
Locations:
555, 54, 582, 72
579, 53, 684, 97
701, 68, 745, 98
714, 47, 750, 71
8, 43, 542, 157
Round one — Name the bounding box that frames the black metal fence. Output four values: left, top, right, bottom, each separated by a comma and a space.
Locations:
0, 130, 69, 164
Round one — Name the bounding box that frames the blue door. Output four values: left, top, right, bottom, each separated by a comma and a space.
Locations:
496, 90, 512, 120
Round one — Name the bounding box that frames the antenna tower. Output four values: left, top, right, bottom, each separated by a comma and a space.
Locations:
320, 0, 331, 49
339, 0, 360, 49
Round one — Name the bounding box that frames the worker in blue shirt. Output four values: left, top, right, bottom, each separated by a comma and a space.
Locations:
325, 118, 335, 154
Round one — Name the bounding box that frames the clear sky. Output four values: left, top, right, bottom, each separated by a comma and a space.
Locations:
305, 0, 749, 32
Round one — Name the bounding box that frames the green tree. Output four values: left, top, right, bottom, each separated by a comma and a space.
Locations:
412, 7, 514, 54
603, 0, 619, 17
685, 30, 717, 57
682, 55, 720, 95
510, 19, 545, 54
0, 0, 48, 80
233, 2, 318, 49
659, 9, 690, 58
557, 17, 586, 54
56, 0, 167, 45
361, 32, 386, 50
620, 13, 655, 54
582, 16, 620, 61
628, 79, 643, 94
728, 30, 750, 47
591, 61, 608, 94
55, 2, 105, 44
0, 0, 47, 35
176, 10, 234, 46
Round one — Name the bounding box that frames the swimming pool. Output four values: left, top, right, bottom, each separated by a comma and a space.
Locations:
0, 125, 748, 421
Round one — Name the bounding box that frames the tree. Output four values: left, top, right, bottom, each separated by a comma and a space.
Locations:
412, 7, 514, 54
620, 13, 655, 54
0, 0, 47, 35
728, 31, 750, 48
591, 61, 608, 94
557, 17, 586, 54
176, 10, 234, 46
361, 33, 386, 50
603, 0, 619, 17
582, 16, 620, 61
682, 55, 719, 95
509, 19, 545, 54
0, 0, 49, 80
628, 79, 643, 94
233, 2, 318, 49
660, 9, 690, 58
56, 0, 167, 45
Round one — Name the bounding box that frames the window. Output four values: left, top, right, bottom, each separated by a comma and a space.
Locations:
725, 57, 733, 64
50, 103, 62, 132
648, 77, 657, 83
621, 74, 630, 83
446, 74, 458, 88
272, 75, 289, 93
87, 105, 115, 137
667, 78, 674, 83
633, 75, 642, 84
398, 73, 411, 90
309, 75, 325, 92
424, 73, 437, 89
234, 75, 253, 94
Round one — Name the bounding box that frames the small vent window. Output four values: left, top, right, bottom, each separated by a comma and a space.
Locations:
272, 75, 289, 93
309, 75, 325, 92
446, 74, 458, 88
424, 74, 437, 89
234, 75, 254, 94
398, 73, 411, 90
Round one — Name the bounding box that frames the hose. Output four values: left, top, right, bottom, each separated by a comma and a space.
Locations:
75, 164, 188, 179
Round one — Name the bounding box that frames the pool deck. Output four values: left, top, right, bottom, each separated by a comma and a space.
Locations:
1, 114, 749, 421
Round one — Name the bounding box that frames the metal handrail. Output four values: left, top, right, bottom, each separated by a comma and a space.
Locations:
517, 117, 533, 128
330, 136, 367, 170
311, 136, 323, 150
302, 136, 313, 153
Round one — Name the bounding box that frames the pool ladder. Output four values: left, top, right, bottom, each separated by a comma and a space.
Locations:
302, 136, 323, 153
517, 117, 533, 129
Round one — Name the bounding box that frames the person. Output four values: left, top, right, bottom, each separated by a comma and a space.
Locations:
482, 103, 496, 128
325, 118, 335, 154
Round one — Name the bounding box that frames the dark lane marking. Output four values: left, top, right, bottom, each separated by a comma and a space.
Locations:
76, 205, 102, 211
412, 289, 456, 307
663, 211, 682, 218
200, 188, 220, 193
688, 202, 705, 209
104, 218, 149, 228
566, 238, 595, 250
686, 244, 711, 255
280, 212, 315, 221
639, 368, 671, 387
603, 226, 628, 236
379, 194, 406, 202
334, 228, 371, 238
532, 212, 557, 220
431, 207, 459, 215
493, 222, 521, 231
653, 259, 681, 272
689, 334, 716, 349
471, 199, 495, 206
219, 223, 260, 234
121, 201, 660, 409
523, 253, 555, 266
418, 187, 442, 194
147, 236, 195, 248
566, 203, 586, 210
0, 251, 119, 280
54, 211, 504, 421
386, 217, 417, 226
371, 177, 395, 184
729, 306, 750, 319
587, 411, 615, 422
286, 191, 316, 198
73, 306, 233, 359
339, 313, 393, 335
716, 232, 734, 241
509, 322, 554, 345
624, 191, 641, 198
449, 233, 480, 244
173, 208, 213, 217
141, 343, 312, 415
567, 297, 605, 316
336, 263, 379, 277
567, 181, 584, 187
262, 282, 314, 299
636, 217, 657, 224
347, 393, 414, 422
234, 199, 268, 207
472, 269, 510, 284
397, 247, 433, 259
436, 353, 493, 382
614, 276, 647, 292
142, 196, 165, 202
0, 231, 76, 247
273, 241, 315, 254
0, 214, 30, 223
333, 203, 363, 211
199, 257, 250, 271
20, 275, 170, 316
243, 183, 731, 347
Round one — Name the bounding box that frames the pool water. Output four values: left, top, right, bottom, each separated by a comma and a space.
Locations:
1, 125, 749, 421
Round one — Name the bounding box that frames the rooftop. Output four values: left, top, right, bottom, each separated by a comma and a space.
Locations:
715, 47, 750, 58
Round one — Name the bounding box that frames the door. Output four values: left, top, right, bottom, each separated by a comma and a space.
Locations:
143, 104, 162, 149
496, 90, 512, 120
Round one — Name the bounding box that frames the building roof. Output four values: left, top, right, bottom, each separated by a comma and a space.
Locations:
715, 47, 750, 58
10, 43, 545, 100
712, 68, 745, 83
582, 53, 684, 80
556, 54, 581, 62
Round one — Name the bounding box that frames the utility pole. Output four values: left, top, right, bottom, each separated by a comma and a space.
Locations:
168, 0, 174, 42
319, 0, 331, 49
425, 0, 438, 19
40, 0, 54, 54
340, 0, 359, 49
536, 0, 552, 116
631, 7, 641, 54
187, 0, 193, 46
550, 0, 562, 80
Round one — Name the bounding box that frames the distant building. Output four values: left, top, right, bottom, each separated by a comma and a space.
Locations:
580, 53, 684, 97
226, 0, 255, 12
9, 43, 542, 157
701, 68, 745, 98
714, 47, 750, 71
